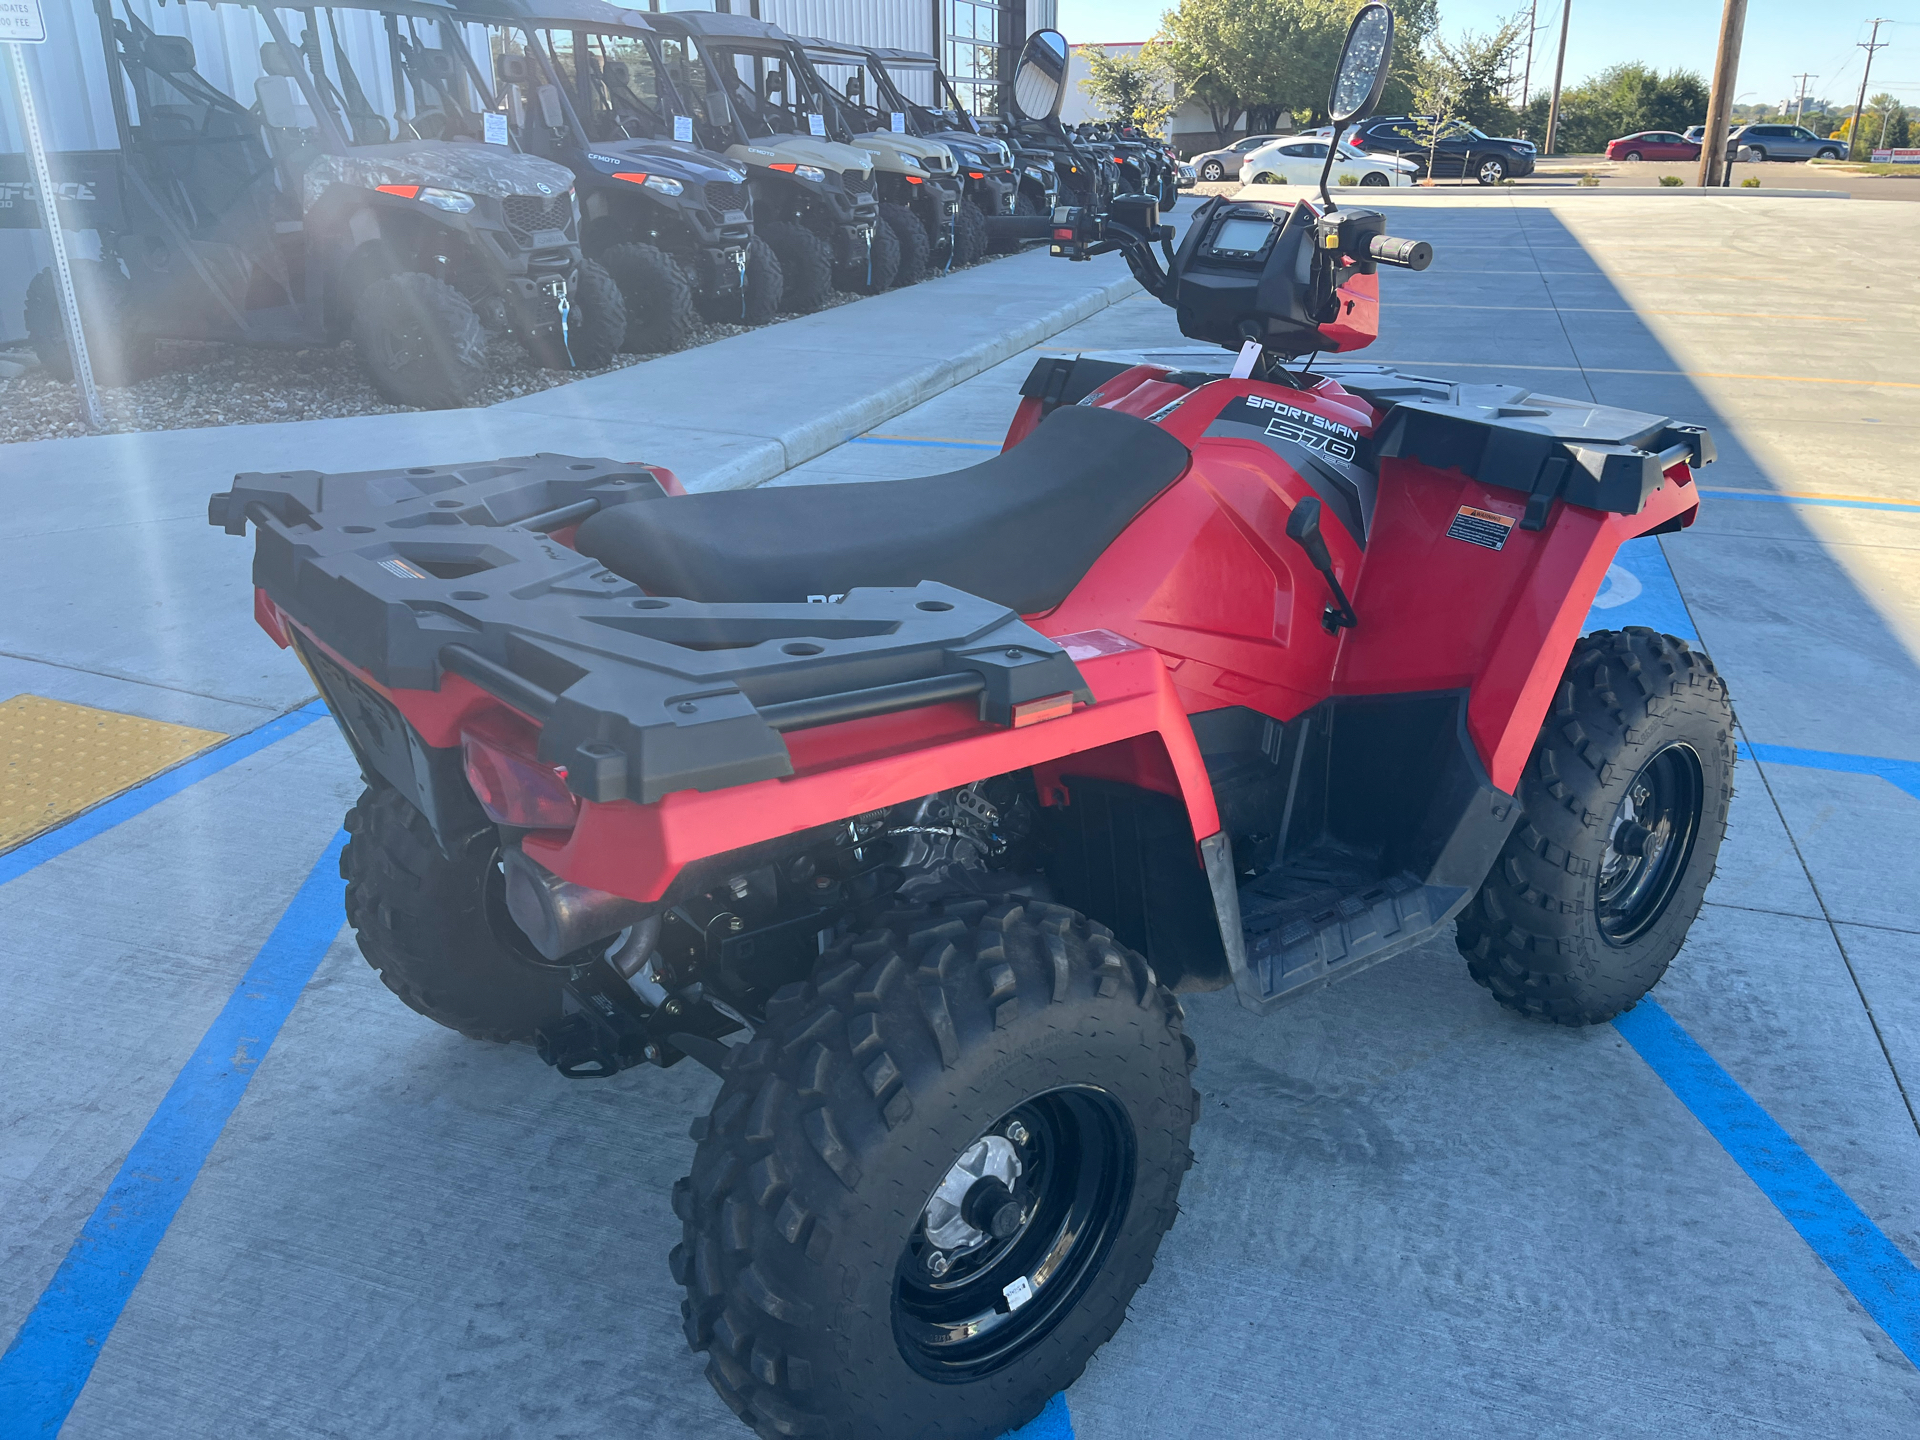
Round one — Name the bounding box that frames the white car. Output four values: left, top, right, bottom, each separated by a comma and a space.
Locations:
1238, 137, 1418, 188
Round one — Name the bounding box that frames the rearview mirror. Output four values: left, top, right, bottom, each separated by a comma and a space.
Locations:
846, 72, 863, 103
764, 69, 786, 102
1009, 29, 1069, 122
1327, 3, 1394, 126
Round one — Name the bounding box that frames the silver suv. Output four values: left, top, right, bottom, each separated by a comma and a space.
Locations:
1727, 124, 1845, 162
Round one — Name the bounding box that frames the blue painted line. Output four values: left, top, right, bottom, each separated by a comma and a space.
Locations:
1583, 533, 1699, 642
1699, 489, 1920, 515
1739, 741, 1920, 803
847, 436, 1001, 450
1004, 1392, 1074, 1438
0, 832, 349, 1438
1614, 999, 1920, 1368
0, 702, 329, 887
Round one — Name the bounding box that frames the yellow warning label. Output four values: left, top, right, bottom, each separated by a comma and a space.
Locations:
0, 695, 226, 852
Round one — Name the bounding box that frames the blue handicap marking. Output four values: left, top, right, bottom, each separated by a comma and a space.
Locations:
1584, 534, 1697, 642
1004, 1393, 1074, 1438
1740, 742, 1920, 804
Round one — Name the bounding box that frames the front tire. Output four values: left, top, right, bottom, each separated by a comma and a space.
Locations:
25, 259, 150, 386
1476, 156, 1509, 185
836, 213, 900, 295
672, 898, 1197, 1440
1456, 629, 1734, 1026
351, 271, 487, 409
957, 197, 993, 262
1359, 170, 1389, 186
341, 785, 566, 1042
758, 220, 833, 314
879, 201, 930, 286
601, 241, 695, 353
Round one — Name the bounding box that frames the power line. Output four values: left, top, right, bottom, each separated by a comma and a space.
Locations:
1791, 72, 1816, 126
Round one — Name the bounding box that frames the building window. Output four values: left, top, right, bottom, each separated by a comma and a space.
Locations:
945, 0, 1013, 116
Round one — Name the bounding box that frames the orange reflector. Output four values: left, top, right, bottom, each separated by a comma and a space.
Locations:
966, 169, 985, 179
768, 161, 799, 173
1010, 693, 1075, 727
375, 184, 420, 198
906, 174, 924, 183
611, 171, 649, 185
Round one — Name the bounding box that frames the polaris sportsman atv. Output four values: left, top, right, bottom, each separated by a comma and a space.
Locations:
451, 0, 780, 347
649, 11, 887, 308
796, 38, 976, 275
26, 0, 621, 409
210, 8, 1733, 1437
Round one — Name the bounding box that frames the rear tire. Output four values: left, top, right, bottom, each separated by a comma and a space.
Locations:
351, 271, 487, 409
1200, 159, 1224, 181
672, 898, 1197, 1440
758, 220, 833, 314
340, 785, 566, 1042
1456, 629, 1734, 1026
836, 213, 899, 295
879, 201, 930, 286
25, 259, 149, 387
601, 241, 696, 353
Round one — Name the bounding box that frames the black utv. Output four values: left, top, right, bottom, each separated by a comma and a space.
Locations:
452, 0, 782, 349
23, 0, 621, 409
649, 11, 889, 310
988, 31, 1109, 214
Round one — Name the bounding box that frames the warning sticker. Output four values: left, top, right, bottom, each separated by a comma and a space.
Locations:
377, 556, 430, 580
1446, 505, 1517, 551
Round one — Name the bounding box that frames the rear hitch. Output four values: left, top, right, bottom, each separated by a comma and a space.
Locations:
535, 958, 744, 1079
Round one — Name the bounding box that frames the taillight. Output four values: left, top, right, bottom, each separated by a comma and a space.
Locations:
461, 711, 579, 829
1349, 134, 1368, 149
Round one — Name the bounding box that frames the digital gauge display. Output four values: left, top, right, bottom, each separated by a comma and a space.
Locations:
1212, 216, 1275, 254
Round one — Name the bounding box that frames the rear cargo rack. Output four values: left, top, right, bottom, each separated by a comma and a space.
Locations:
212, 453, 1091, 804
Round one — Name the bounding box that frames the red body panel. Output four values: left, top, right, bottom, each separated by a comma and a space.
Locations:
265, 354, 1699, 900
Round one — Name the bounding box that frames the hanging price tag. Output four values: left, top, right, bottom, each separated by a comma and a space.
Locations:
673, 114, 693, 143
890, 112, 906, 133
483, 112, 509, 145
807, 113, 826, 137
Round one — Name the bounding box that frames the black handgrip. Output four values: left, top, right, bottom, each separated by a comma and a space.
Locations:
1369, 234, 1432, 271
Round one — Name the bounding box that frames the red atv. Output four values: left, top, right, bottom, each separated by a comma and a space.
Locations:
210, 9, 1731, 1438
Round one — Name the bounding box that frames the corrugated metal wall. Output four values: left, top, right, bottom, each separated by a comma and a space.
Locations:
2, 0, 1057, 342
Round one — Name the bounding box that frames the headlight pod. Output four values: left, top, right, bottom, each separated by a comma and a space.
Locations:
1024, 165, 1046, 179
374, 184, 475, 214
610, 172, 685, 197
768, 162, 827, 183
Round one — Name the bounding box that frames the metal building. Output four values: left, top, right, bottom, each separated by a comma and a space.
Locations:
1, 0, 1055, 343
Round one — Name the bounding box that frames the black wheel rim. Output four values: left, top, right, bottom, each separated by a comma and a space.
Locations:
1596, 742, 1705, 946
893, 1086, 1134, 1383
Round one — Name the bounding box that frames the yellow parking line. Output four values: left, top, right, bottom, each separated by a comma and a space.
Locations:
1704, 485, 1920, 508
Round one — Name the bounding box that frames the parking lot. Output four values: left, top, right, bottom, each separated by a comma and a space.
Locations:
3, 189, 1918, 1438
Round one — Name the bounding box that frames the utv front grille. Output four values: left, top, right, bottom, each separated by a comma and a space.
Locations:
705, 180, 748, 217
842, 169, 874, 197
503, 193, 572, 238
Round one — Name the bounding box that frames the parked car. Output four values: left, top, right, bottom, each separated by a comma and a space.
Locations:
1350, 115, 1536, 184
1726, 123, 1845, 162
1606, 131, 1701, 162
1239, 137, 1417, 187
1187, 133, 1287, 182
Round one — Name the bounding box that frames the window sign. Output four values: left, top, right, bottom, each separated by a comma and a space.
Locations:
673, 113, 693, 143
484, 111, 509, 145
890, 111, 906, 133
807, 112, 825, 137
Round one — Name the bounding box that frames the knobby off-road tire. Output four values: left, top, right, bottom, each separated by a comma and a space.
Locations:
351, 271, 487, 409
1457, 628, 1734, 1026
742, 236, 784, 323
878, 202, 930, 286
561, 258, 626, 369
601, 241, 696, 353
758, 221, 833, 314
25, 259, 150, 386
672, 898, 1198, 1440
985, 192, 1033, 256
341, 785, 565, 1042
956, 197, 992, 264
836, 212, 900, 296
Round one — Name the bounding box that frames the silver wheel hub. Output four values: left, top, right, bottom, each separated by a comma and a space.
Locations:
923, 1135, 1022, 1255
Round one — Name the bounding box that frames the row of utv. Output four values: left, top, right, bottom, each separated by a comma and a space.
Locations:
26, 1, 1184, 411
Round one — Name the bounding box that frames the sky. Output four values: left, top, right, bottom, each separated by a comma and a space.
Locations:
1055, 2, 1920, 110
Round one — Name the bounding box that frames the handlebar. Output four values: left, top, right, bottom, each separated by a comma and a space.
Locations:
1368, 234, 1432, 271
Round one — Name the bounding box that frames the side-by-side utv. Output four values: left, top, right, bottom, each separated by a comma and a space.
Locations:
450, 0, 781, 347
25, 0, 621, 408
209, 11, 1734, 1440
649, 11, 887, 310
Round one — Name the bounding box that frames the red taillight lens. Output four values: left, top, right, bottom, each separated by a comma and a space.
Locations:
376, 183, 421, 198
461, 712, 579, 829
1349, 135, 1368, 150
611, 171, 650, 185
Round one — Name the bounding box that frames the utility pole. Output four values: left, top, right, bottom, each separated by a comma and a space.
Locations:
1521, 0, 1538, 110
1543, 0, 1571, 156
1791, 72, 1815, 127
1696, 0, 1749, 188
1847, 19, 1890, 160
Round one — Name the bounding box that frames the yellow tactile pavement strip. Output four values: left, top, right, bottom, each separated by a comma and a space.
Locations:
0, 695, 227, 852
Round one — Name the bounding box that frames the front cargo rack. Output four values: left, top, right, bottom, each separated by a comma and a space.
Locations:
210, 454, 1091, 804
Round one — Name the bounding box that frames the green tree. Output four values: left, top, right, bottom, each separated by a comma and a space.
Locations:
1078, 44, 1176, 134
1522, 62, 1709, 154
1414, 17, 1527, 132
1865, 93, 1907, 151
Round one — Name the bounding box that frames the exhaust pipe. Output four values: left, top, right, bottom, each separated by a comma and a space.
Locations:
502, 844, 651, 962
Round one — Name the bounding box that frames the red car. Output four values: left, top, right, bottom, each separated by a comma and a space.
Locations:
1606, 130, 1702, 162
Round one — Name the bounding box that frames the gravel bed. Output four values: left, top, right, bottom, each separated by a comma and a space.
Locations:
0, 251, 989, 445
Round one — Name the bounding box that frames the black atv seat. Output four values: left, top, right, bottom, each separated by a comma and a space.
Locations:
575, 406, 1190, 615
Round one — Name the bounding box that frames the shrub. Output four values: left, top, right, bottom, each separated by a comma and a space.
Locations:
1337, 172, 1360, 186
1741, 176, 1761, 187
1659, 174, 1684, 186
1576, 173, 1601, 186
